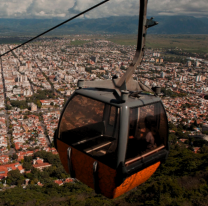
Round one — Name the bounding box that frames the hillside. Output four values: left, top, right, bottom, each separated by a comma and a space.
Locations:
1, 141, 208, 206
0, 16, 208, 36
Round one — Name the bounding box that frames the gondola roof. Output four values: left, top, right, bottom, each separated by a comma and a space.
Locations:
74, 88, 161, 107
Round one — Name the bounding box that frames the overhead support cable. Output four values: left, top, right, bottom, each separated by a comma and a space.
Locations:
0, 0, 110, 58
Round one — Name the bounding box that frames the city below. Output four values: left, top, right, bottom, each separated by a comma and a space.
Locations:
0, 35, 207, 190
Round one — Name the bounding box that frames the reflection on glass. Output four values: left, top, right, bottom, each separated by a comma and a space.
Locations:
59, 95, 119, 168
59, 95, 105, 134
126, 103, 167, 163
109, 106, 116, 126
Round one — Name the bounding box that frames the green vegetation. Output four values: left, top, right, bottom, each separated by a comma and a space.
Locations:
6, 90, 56, 110
1, 143, 208, 205
5, 151, 68, 187
10, 100, 28, 110
163, 56, 187, 64
32, 89, 55, 100
11, 154, 18, 161
107, 35, 137, 46
181, 103, 195, 109
70, 40, 89, 46
85, 67, 95, 73
146, 35, 208, 54
161, 88, 187, 98
0, 37, 28, 45
108, 34, 208, 54
6, 104, 12, 110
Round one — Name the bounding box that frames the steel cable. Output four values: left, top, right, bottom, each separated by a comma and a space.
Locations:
0, 0, 110, 58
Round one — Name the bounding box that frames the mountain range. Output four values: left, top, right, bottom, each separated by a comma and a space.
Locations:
0, 15, 208, 36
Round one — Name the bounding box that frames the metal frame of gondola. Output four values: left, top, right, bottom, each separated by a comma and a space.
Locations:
55, 0, 169, 188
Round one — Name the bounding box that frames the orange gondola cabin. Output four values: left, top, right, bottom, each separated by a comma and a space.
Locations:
54, 0, 169, 199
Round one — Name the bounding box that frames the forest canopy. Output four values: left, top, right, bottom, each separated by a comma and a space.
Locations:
1, 141, 208, 205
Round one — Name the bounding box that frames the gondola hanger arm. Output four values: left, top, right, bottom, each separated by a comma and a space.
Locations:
81, 0, 158, 94
115, 0, 158, 91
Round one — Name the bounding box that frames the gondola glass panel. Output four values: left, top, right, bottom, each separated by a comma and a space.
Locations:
126, 102, 168, 164
59, 94, 119, 167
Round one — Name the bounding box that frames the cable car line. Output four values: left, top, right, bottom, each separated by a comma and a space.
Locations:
0, 0, 110, 58
54, 0, 169, 199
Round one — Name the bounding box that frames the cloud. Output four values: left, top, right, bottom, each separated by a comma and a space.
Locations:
68, 0, 140, 19
0, 0, 74, 18
0, 0, 207, 19
25, 0, 75, 18
67, 0, 208, 19
148, 0, 208, 17
0, 0, 33, 17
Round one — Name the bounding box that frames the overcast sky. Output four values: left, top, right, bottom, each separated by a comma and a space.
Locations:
1, 0, 207, 19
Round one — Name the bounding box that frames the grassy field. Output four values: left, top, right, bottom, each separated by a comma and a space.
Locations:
107, 35, 137, 46
70, 40, 89, 46
107, 34, 208, 53
0, 37, 28, 44
1, 34, 208, 54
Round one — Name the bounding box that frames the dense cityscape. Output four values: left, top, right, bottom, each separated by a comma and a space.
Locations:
0, 35, 207, 204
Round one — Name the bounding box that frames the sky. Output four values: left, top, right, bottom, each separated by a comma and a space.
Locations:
0, 0, 207, 19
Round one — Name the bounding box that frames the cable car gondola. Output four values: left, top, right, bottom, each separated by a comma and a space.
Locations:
54, 0, 169, 199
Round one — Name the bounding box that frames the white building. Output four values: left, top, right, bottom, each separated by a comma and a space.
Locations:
161, 71, 165, 78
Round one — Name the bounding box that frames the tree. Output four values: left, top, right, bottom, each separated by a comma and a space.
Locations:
36, 100, 41, 108
190, 124, 195, 131
23, 162, 32, 171
12, 154, 18, 160
120, 66, 126, 70
10, 100, 28, 109
201, 145, 208, 154
6, 104, 12, 110
169, 122, 177, 131
194, 119, 198, 127
169, 134, 177, 144
176, 131, 188, 139
177, 124, 183, 131
7, 170, 24, 185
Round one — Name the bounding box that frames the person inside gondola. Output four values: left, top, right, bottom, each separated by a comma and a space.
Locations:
143, 115, 157, 153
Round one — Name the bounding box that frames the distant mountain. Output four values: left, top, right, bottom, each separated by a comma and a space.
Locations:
148, 16, 208, 34
0, 16, 208, 36
198, 17, 208, 25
